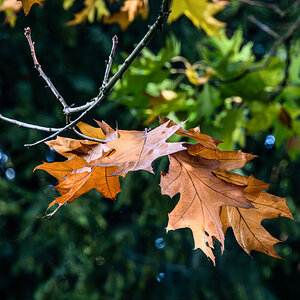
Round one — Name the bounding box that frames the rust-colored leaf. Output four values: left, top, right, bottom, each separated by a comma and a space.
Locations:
160, 117, 222, 150
160, 150, 253, 264
189, 144, 257, 171
219, 171, 294, 258
94, 120, 186, 175
35, 121, 121, 216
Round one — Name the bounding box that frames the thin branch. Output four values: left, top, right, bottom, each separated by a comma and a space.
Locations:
238, 0, 285, 16
269, 40, 292, 100
68, 1, 171, 115
24, 0, 172, 147
220, 14, 300, 83
67, 99, 96, 114
67, 35, 119, 114
73, 128, 107, 143
0, 113, 61, 132
24, 27, 69, 112
103, 35, 118, 85
248, 15, 279, 39
24, 93, 106, 147
281, 0, 300, 18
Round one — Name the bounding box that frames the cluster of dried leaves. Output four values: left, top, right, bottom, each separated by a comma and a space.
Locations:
35, 119, 293, 264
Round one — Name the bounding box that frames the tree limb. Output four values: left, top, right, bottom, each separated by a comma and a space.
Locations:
238, 0, 284, 16
103, 35, 118, 86
269, 40, 292, 100
23, 0, 171, 147
0, 113, 61, 132
248, 15, 279, 39
24, 27, 69, 111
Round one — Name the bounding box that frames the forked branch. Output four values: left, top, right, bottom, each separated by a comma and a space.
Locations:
0, 0, 171, 147
24, 27, 69, 111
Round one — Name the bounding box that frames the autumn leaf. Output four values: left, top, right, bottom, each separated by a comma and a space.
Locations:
161, 118, 256, 171
168, 0, 228, 36
160, 117, 222, 150
19, 0, 44, 15
160, 149, 253, 264
218, 171, 294, 258
189, 144, 257, 171
103, 0, 149, 31
67, 0, 110, 26
93, 120, 186, 175
36, 154, 121, 216
159, 119, 293, 262
35, 121, 121, 216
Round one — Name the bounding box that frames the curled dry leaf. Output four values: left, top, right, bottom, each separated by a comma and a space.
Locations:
159, 119, 293, 263
35, 121, 121, 216
189, 144, 257, 171
159, 117, 222, 149
218, 171, 294, 258
160, 150, 252, 265
93, 120, 187, 175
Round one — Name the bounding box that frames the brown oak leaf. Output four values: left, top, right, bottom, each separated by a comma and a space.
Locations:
160, 150, 253, 264
35, 121, 121, 216
161, 118, 255, 171
160, 117, 222, 150
93, 120, 187, 175
218, 171, 294, 258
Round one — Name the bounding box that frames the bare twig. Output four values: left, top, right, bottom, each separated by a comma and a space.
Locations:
24, 0, 171, 147
220, 14, 300, 83
73, 128, 107, 143
68, 0, 171, 115
67, 35, 119, 114
281, 0, 300, 18
103, 35, 118, 85
0, 113, 61, 132
238, 0, 285, 16
24, 27, 69, 112
269, 40, 292, 100
248, 15, 279, 39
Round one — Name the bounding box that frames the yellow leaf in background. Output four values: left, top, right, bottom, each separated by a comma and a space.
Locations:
186, 67, 213, 86
19, 0, 44, 15
104, 0, 149, 31
0, 0, 22, 26
63, 0, 75, 10
67, 0, 109, 26
169, 0, 228, 36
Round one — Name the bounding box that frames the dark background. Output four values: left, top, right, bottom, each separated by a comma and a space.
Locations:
0, 0, 299, 299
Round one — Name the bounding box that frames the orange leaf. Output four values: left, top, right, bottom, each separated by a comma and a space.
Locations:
160, 118, 222, 150
160, 150, 253, 264
189, 144, 257, 171
217, 170, 293, 258
93, 120, 186, 175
